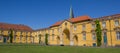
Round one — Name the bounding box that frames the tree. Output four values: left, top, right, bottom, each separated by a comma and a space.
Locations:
45, 33, 48, 45
95, 19, 102, 47
9, 29, 13, 43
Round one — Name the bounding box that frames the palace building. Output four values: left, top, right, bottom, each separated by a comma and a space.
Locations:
0, 23, 33, 43
0, 7, 120, 47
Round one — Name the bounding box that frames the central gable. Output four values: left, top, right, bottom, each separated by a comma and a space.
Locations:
60, 20, 72, 31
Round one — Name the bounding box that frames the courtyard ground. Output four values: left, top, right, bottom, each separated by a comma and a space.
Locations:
0, 44, 120, 53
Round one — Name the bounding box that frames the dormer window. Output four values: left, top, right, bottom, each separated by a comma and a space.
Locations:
115, 20, 119, 26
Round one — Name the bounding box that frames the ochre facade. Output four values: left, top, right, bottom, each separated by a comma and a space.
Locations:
33, 14, 120, 47
0, 14, 120, 47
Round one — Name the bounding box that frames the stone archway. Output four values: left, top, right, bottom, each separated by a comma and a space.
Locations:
63, 28, 70, 45
73, 35, 78, 46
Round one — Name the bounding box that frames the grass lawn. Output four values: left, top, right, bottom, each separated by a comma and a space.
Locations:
0, 44, 120, 53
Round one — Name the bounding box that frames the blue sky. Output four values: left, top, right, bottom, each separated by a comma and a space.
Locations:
0, 0, 120, 30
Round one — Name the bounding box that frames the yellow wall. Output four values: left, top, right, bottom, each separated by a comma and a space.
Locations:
0, 30, 32, 43
0, 17, 120, 47
35, 17, 120, 47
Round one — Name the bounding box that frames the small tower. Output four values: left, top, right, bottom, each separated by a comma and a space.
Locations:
69, 6, 74, 19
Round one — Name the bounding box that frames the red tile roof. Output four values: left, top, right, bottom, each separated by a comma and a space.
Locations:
0, 22, 33, 32
50, 21, 63, 27
51, 15, 91, 27
68, 15, 91, 23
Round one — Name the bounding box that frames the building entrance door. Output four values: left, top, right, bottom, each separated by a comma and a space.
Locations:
3, 37, 7, 43
103, 32, 107, 46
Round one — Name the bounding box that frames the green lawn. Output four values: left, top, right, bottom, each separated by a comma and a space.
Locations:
0, 44, 120, 53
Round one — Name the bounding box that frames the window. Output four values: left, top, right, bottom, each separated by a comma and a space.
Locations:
58, 28, 59, 32
20, 32, 22, 35
92, 33, 96, 40
52, 34, 54, 41
102, 21, 106, 28
14, 31, 17, 35
74, 25, 77, 30
52, 30, 54, 34
8, 31, 11, 34
65, 22, 67, 26
0, 36, 2, 40
115, 20, 119, 26
26, 35, 28, 41
82, 24, 86, 31
48, 30, 50, 33
20, 35, 22, 41
116, 32, 120, 40
1, 31, 3, 34
92, 24, 95, 29
0, 30, 1, 34
26, 32, 28, 35
83, 33, 86, 40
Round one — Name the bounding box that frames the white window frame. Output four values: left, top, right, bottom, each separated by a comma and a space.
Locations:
92, 24, 95, 29
92, 33, 96, 40
116, 32, 120, 40
102, 21, 106, 28
82, 24, 86, 31
115, 20, 119, 26
0, 36, 2, 40
83, 33, 86, 40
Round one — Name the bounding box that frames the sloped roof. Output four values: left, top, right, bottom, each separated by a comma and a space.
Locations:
50, 15, 91, 27
0, 22, 33, 32
50, 21, 63, 27
35, 28, 49, 31
68, 15, 91, 23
